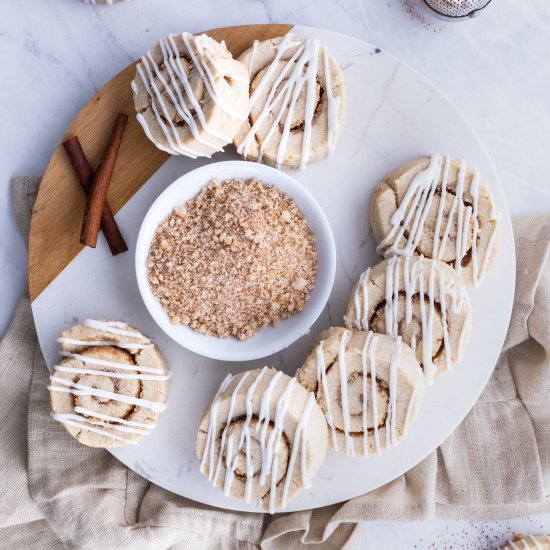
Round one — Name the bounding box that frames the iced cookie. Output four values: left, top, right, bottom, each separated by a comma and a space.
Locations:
132, 33, 249, 157
297, 328, 425, 457
234, 34, 346, 169
344, 255, 471, 385
500, 534, 550, 549
196, 367, 327, 513
370, 154, 500, 286
49, 319, 170, 448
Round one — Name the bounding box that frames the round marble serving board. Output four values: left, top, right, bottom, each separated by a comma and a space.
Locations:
29, 24, 515, 513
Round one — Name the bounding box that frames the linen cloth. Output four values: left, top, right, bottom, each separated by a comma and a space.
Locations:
1, 176, 549, 549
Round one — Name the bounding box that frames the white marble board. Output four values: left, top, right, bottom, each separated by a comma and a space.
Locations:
32, 25, 515, 513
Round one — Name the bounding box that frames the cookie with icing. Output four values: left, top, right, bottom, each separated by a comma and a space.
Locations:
49, 319, 170, 448
132, 33, 249, 158
370, 154, 500, 287
196, 367, 327, 513
234, 34, 346, 169
500, 534, 550, 550
297, 328, 425, 457
344, 255, 471, 386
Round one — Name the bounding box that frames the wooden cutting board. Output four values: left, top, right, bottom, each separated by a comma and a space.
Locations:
28, 23, 292, 302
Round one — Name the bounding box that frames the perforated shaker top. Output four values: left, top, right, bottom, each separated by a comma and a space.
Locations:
423, 0, 492, 18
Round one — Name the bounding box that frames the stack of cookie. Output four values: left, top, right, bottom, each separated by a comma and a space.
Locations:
131, 32, 346, 169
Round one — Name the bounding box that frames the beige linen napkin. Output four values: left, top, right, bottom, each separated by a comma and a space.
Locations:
1, 176, 549, 549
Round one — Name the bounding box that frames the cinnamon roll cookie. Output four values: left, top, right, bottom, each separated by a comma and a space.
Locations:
370, 154, 500, 286
344, 255, 471, 385
49, 319, 170, 448
196, 367, 327, 513
500, 534, 550, 550
132, 33, 249, 157
234, 34, 346, 169
297, 328, 425, 457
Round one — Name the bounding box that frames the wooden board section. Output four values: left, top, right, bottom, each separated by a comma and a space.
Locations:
28, 24, 292, 302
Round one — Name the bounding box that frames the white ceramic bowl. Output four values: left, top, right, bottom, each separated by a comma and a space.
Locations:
135, 160, 336, 361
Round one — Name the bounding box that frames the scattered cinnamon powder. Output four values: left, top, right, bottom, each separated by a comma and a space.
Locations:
147, 178, 318, 340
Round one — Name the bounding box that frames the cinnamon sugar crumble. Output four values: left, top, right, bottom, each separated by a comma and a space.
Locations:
147, 178, 318, 339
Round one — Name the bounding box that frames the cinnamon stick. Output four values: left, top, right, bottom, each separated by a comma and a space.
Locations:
80, 113, 128, 248
63, 136, 128, 256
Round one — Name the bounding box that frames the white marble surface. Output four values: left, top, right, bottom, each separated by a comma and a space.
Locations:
1, 0, 550, 547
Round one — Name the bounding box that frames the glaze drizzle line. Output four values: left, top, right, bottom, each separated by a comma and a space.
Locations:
49, 320, 167, 443
238, 34, 341, 169
134, 33, 247, 157
377, 153, 500, 286
315, 330, 416, 456
200, 369, 315, 512
354, 256, 469, 385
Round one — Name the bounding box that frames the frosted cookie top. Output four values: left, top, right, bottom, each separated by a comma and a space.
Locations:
370, 154, 500, 287
132, 33, 249, 158
49, 319, 170, 448
234, 34, 346, 169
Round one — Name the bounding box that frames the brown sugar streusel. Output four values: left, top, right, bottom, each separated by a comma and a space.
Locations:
147, 178, 318, 340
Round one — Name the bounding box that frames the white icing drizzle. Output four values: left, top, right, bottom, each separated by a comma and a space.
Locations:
248, 40, 260, 77
355, 256, 468, 386
48, 377, 167, 412
57, 319, 154, 349
57, 337, 152, 349
354, 268, 370, 330
266, 378, 295, 513
315, 331, 412, 456
316, 341, 339, 450
212, 372, 250, 487
50, 320, 167, 440
183, 34, 247, 121
238, 34, 341, 169
134, 32, 247, 157
360, 332, 373, 456
337, 330, 355, 456
51, 413, 138, 444
83, 319, 146, 338
368, 336, 381, 454
74, 406, 154, 429
52, 413, 149, 436
60, 350, 164, 374
200, 369, 315, 513
387, 337, 401, 448
377, 153, 500, 286
200, 373, 234, 477
54, 364, 170, 381
239, 367, 268, 503
281, 392, 315, 509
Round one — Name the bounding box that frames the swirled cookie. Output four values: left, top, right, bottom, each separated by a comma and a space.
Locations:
297, 328, 425, 457
196, 367, 327, 513
370, 154, 500, 286
132, 33, 249, 157
344, 255, 471, 385
500, 534, 550, 549
49, 319, 170, 448
234, 34, 346, 169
